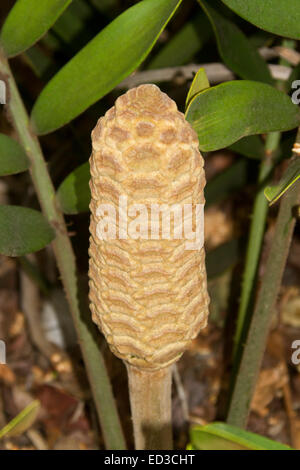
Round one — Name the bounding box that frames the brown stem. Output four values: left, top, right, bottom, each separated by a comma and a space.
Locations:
127, 364, 173, 450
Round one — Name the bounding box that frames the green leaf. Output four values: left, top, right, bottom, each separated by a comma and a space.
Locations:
0, 134, 29, 176
0, 0, 72, 57
147, 13, 211, 69
30, 0, 183, 135
190, 422, 292, 450
185, 80, 300, 152
191, 430, 247, 450
186, 67, 210, 109
229, 135, 265, 160
264, 157, 300, 205
198, 0, 273, 84
0, 400, 40, 439
57, 162, 90, 214
0, 206, 55, 257
221, 0, 300, 40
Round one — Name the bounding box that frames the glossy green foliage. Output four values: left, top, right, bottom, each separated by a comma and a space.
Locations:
186, 81, 300, 151
31, 0, 182, 134
0, 0, 72, 57
0, 206, 55, 257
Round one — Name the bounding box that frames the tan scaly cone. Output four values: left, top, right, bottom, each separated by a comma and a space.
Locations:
89, 84, 209, 449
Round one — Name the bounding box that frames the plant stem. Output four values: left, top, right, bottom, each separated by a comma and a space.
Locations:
233, 131, 281, 357
127, 365, 173, 450
233, 40, 291, 360
0, 49, 126, 450
227, 134, 300, 427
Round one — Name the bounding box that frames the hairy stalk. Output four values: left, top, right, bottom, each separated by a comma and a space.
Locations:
233, 131, 281, 357
0, 49, 126, 450
127, 365, 173, 450
227, 132, 300, 427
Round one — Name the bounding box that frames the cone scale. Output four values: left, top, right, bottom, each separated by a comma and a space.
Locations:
89, 84, 209, 449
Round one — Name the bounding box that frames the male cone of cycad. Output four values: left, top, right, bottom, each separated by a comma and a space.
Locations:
89, 84, 209, 371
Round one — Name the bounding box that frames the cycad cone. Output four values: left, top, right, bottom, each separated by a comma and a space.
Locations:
89, 84, 209, 371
